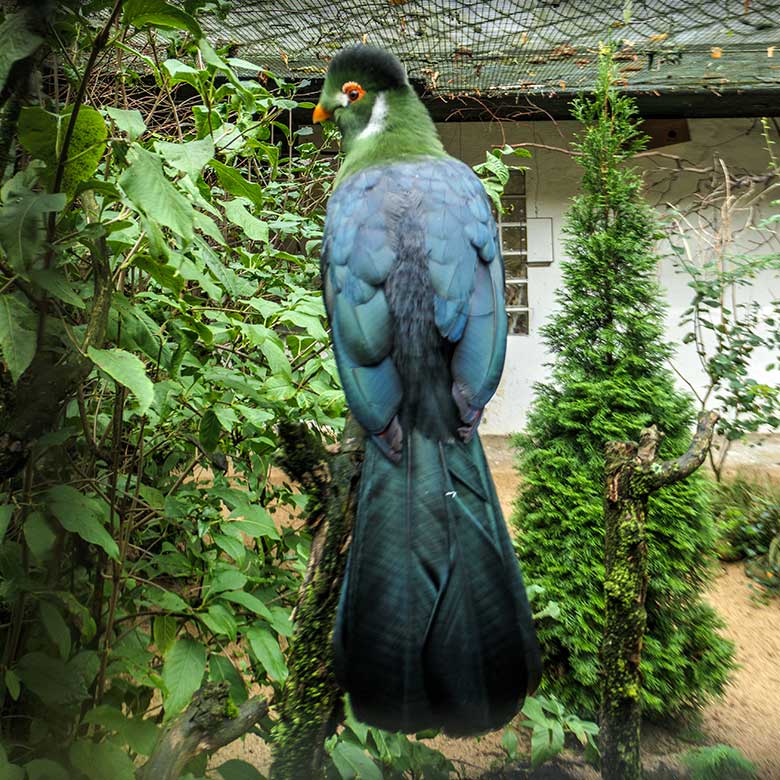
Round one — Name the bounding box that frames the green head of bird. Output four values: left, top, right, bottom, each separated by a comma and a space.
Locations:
313, 46, 411, 149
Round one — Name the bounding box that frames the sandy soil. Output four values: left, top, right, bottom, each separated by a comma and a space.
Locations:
213, 435, 780, 779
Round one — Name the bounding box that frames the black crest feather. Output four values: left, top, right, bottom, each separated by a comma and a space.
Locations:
326, 45, 407, 89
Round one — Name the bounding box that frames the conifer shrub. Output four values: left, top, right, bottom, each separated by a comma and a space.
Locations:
682, 744, 757, 780
511, 50, 734, 719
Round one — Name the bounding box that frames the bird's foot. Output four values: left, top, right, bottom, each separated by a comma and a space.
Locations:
452, 383, 483, 442
372, 416, 403, 463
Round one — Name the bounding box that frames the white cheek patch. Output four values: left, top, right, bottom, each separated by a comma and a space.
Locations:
357, 92, 388, 140
336, 91, 350, 108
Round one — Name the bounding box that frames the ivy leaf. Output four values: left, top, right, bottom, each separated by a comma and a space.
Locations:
123, 0, 202, 37
46, 484, 119, 560
88, 347, 154, 414
245, 625, 287, 682
161, 638, 206, 720
105, 107, 147, 140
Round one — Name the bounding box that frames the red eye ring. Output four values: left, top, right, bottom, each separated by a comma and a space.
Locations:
342, 81, 366, 102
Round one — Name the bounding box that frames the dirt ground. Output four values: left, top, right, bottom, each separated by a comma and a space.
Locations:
214, 434, 780, 779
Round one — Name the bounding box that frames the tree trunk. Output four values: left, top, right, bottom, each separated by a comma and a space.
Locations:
600, 411, 718, 780
269, 415, 365, 780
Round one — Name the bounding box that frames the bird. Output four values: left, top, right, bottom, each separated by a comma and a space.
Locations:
313, 45, 541, 736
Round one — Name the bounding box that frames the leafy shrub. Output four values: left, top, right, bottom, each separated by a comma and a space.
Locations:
711, 476, 780, 561
511, 49, 734, 720
0, 3, 343, 777
682, 744, 757, 780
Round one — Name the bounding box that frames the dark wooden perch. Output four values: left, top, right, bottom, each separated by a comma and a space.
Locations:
136, 682, 268, 780
600, 411, 719, 780
269, 415, 365, 780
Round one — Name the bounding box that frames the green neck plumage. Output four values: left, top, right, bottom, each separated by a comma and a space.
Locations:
334, 87, 447, 187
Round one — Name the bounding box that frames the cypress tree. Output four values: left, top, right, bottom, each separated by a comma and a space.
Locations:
511, 50, 734, 720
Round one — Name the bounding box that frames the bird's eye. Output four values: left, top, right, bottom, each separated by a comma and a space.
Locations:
342, 81, 366, 103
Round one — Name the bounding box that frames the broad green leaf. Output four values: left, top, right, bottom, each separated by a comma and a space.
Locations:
259, 339, 292, 378
53, 590, 97, 641
199, 408, 222, 452
119, 145, 195, 240
0, 179, 66, 271
25, 759, 70, 780
0, 504, 12, 542
40, 600, 71, 660
501, 727, 519, 759
213, 533, 247, 564
162, 58, 201, 88
161, 638, 206, 719
0, 294, 36, 381
46, 484, 119, 560
245, 625, 287, 682
216, 759, 264, 780
70, 739, 136, 780
208, 567, 247, 595
5, 669, 20, 700
123, 0, 202, 36
0, 12, 43, 93
18, 105, 108, 196
153, 615, 177, 656
210, 160, 264, 207
267, 606, 294, 638
220, 590, 273, 621
16, 651, 88, 707
209, 654, 248, 705
155, 137, 215, 180
133, 254, 185, 295
88, 347, 154, 414
223, 198, 269, 242
82, 705, 160, 756
329, 740, 382, 780
29, 269, 85, 309
229, 503, 280, 540
106, 107, 147, 140
24, 510, 56, 560
200, 604, 238, 642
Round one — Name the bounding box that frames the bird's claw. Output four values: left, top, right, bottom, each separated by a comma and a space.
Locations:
372, 416, 403, 464
452, 382, 483, 442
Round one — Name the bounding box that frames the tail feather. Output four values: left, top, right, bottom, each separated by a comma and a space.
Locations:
333, 429, 541, 735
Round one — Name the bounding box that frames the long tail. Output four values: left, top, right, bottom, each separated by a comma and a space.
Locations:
333, 429, 542, 735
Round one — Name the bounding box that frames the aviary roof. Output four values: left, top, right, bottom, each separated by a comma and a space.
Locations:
205, 1, 780, 97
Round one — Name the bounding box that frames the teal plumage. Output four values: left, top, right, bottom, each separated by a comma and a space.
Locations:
316, 47, 541, 735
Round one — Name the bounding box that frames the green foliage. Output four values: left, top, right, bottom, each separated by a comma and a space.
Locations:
472, 143, 531, 212
682, 744, 757, 780
711, 476, 780, 562
511, 48, 734, 720
0, 3, 342, 776
500, 695, 599, 769
324, 700, 454, 780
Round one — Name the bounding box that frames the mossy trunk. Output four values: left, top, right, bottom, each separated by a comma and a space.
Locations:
600, 412, 718, 780
269, 415, 365, 780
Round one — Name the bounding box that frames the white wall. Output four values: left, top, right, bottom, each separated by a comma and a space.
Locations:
437, 118, 780, 435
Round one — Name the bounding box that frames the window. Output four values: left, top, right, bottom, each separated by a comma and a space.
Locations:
498, 170, 529, 335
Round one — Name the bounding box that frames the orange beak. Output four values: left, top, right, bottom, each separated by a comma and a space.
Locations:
312, 103, 332, 123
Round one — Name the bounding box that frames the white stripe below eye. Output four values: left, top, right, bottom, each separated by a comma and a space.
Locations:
337, 91, 350, 107
357, 92, 388, 139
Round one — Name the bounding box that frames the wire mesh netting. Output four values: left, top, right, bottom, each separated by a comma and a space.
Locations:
202, 1, 780, 96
